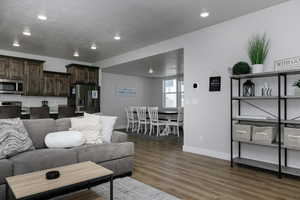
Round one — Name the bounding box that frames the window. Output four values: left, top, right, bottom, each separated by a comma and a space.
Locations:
163, 79, 177, 108
162, 78, 184, 108
179, 80, 184, 107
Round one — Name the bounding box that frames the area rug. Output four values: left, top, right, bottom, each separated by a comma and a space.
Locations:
54, 177, 181, 200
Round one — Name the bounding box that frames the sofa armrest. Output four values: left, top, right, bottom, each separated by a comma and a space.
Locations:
111, 131, 128, 143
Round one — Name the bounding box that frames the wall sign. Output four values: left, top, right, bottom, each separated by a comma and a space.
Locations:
274, 56, 300, 71
116, 88, 137, 97
91, 90, 98, 99
209, 76, 221, 92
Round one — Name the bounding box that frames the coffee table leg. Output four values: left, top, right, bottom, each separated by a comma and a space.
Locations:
110, 176, 113, 200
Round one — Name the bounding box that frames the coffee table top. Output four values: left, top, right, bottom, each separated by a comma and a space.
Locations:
6, 161, 113, 199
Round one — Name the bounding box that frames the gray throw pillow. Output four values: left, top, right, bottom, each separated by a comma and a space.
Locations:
0, 118, 35, 159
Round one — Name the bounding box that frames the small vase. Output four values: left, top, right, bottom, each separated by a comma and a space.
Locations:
252, 64, 264, 73
294, 87, 300, 96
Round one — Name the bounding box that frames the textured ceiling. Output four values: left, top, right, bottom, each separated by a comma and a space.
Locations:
102, 49, 183, 78
0, 0, 288, 62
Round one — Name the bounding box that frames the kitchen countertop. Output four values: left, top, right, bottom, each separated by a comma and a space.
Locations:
21, 111, 84, 115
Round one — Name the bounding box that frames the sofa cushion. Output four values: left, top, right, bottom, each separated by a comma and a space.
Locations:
111, 131, 128, 143
10, 149, 77, 175
23, 119, 56, 149
0, 159, 13, 184
74, 142, 134, 163
55, 118, 71, 132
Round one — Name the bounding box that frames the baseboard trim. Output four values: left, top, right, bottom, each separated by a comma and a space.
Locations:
115, 125, 127, 129
183, 145, 230, 161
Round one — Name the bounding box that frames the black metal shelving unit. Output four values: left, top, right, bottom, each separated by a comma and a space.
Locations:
230, 70, 300, 178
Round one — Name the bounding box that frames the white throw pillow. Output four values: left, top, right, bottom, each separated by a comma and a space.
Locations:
84, 113, 117, 143
45, 131, 85, 148
70, 117, 103, 144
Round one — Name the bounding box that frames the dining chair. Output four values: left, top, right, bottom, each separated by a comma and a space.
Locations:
30, 107, 50, 119
168, 108, 184, 137
136, 106, 149, 134
58, 105, 76, 118
0, 106, 21, 119
125, 106, 138, 132
148, 107, 167, 136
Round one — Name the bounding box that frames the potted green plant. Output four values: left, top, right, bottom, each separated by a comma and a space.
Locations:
232, 62, 251, 75
248, 33, 270, 73
293, 80, 300, 96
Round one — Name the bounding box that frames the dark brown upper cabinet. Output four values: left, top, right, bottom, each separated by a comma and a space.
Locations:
0, 56, 25, 80
43, 71, 70, 97
8, 58, 25, 80
66, 64, 99, 85
0, 55, 45, 96
0, 56, 9, 79
24, 60, 44, 96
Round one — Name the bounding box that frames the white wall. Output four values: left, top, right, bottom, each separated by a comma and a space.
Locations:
101, 72, 155, 128
0, 49, 91, 107
97, 1, 300, 168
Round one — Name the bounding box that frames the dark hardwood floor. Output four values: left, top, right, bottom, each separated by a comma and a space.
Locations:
66, 132, 300, 200
127, 133, 300, 200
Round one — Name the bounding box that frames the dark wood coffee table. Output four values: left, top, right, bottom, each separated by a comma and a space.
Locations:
5, 161, 114, 200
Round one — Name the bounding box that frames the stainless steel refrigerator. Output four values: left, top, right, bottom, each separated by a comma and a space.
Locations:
68, 84, 100, 113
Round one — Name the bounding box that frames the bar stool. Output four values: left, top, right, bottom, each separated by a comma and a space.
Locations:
30, 107, 50, 119
58, 105, 76, 118
0, 106, 21, 119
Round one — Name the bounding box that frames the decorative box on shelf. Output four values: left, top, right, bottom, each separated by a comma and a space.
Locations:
233, 124, 252, 142
284, 127, 300, 150
252, 126, 277, 145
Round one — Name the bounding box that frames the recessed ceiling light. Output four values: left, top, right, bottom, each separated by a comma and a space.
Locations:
200, 11, 210, 18
37, 14, 47, 21
148, 68, 154, 74
22, 28, 31, 36
73, 51, 79, 57
13, 40, 20, 47
91, 43, 97, 50
114, 34, 121, 40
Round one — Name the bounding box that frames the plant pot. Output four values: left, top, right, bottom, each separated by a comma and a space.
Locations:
294, 87, 300, 96
252, 64, 264, 73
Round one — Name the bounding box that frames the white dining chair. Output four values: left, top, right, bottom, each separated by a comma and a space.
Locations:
167, 108, 184, 137
125, 106, 138, 132
136, 106, 149, 134
148, 107, 168, 136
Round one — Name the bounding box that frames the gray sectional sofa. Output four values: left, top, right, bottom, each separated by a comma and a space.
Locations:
0, 118, 134, 199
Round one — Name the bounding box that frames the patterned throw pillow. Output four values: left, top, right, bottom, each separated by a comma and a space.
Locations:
70, 117, 103, 144
0, 118, 35, 159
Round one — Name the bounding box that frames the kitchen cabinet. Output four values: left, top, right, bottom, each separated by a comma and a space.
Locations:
66, 64, 99, 85
43, 71, 70, 97
56, 73, 70, 97
0, 56, 26, 80
0, 56, 9, 79
88, 68, 99, 85
8, 58, 24, 80
43, 72, 56, 96
24, 61, 44, 96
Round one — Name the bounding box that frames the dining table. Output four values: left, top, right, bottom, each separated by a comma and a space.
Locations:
133, 110, 179, 135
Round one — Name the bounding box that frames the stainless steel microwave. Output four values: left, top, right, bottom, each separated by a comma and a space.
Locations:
0, 79, 24, 94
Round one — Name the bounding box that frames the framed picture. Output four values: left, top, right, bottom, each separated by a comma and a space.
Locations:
209, 76, 221, 92
274, 56, 300, 71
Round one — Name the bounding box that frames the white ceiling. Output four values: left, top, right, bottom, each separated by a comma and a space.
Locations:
0, 0, 288, 62
102, 48, 183, 78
